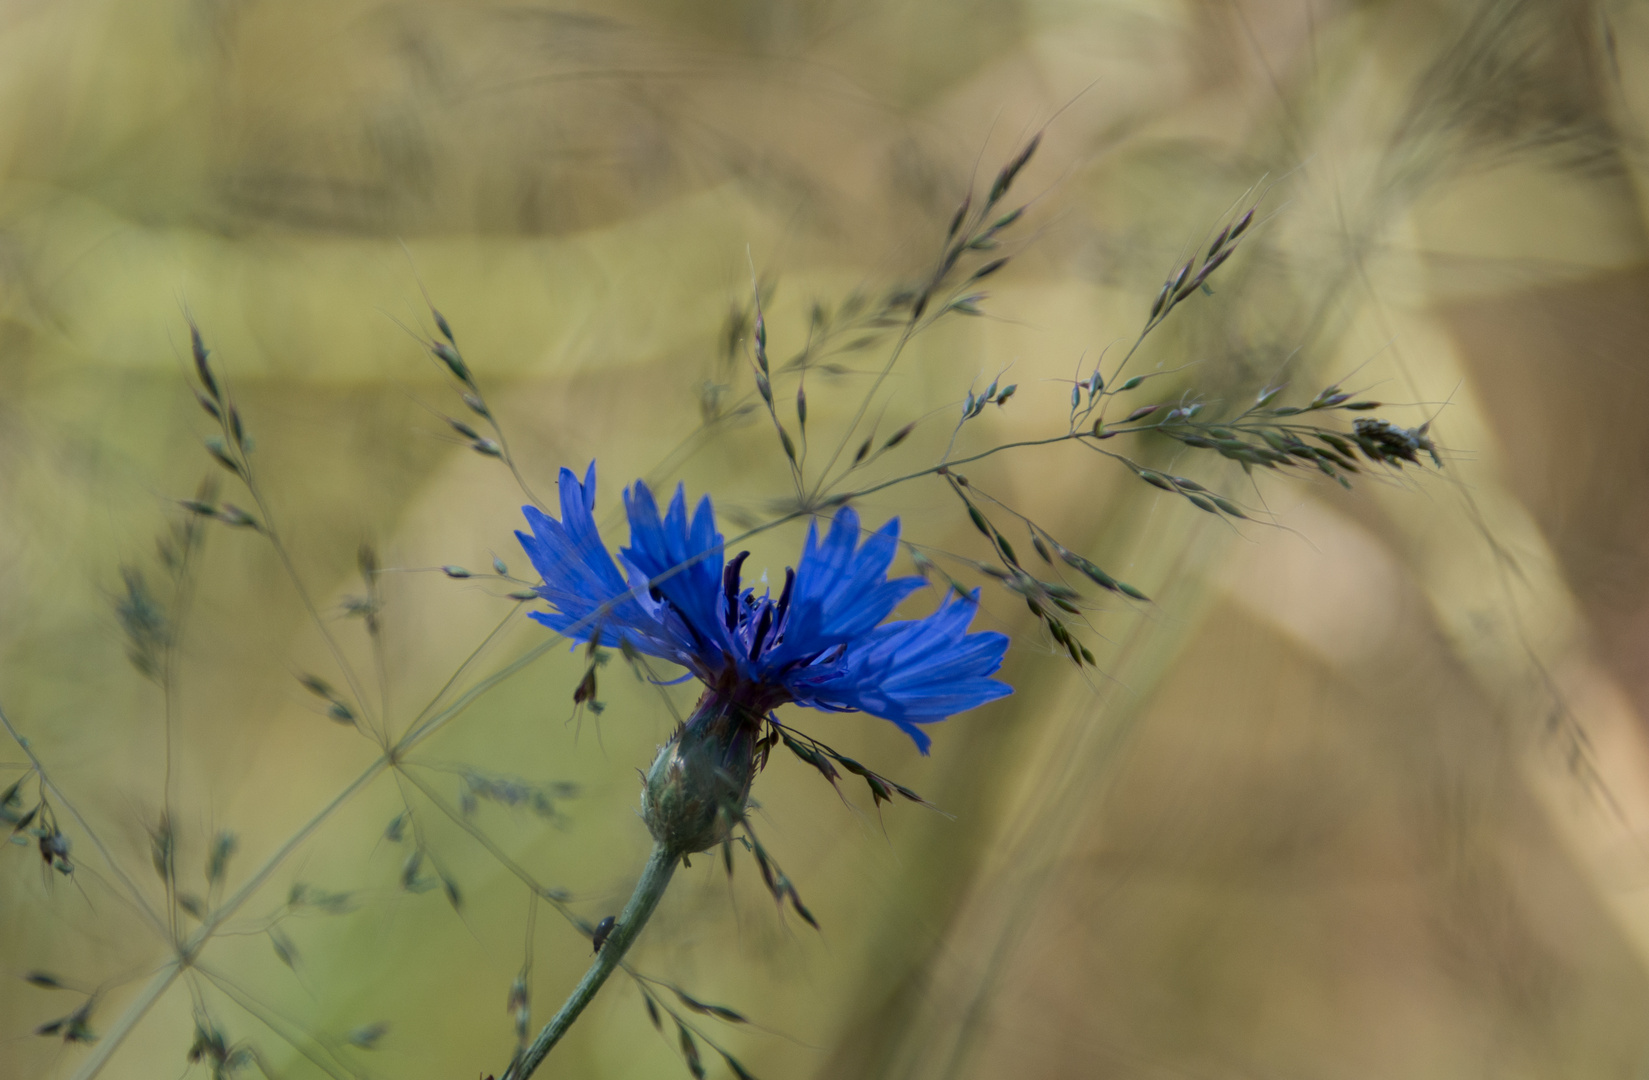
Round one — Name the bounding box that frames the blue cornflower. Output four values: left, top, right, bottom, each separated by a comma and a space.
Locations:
516, 463, 1011, 754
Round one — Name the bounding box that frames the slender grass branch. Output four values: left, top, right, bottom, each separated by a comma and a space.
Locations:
68, 962, 182, 1080
0, 702, 168, 937
193, 963, 359, 1080
187, 757, 387, 951
503, 843, 677, 1080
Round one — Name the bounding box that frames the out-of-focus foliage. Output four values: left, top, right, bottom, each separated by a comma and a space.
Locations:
6, 0, 1649, 1078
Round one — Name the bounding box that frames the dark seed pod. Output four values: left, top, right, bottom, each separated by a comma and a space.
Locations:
946, 193, 971, 240
988, 133, 1040, 204
789, 892, 819, 929
269, 928, 298, 969
347, 1022, 388, 1050
204, 437, 242, 478
432, 342, 470, 384
971, 258, 1009, 281
1149, 281, 1171, 319
678, 1023, 706, 1079
1207, 225, 1231, 259
1190, 246, 1232, 288
297, 674, 333, 699
190, 323, 218, 401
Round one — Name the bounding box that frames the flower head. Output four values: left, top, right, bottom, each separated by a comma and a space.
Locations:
516, 463, 1011, 753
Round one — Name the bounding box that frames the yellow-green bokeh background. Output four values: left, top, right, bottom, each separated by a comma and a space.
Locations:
7, 0, 1649, 1077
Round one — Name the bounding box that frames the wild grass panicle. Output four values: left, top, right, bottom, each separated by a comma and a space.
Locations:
0, 136, 1449, 1080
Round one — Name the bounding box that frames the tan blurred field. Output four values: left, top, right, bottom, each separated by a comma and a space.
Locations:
6, 1, 1649, 1078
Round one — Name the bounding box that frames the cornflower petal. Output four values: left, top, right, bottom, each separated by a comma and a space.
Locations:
516, 465, 679, 660
785, 590, 1011, 753
521, 465, 1012, 750
761, 508, 925, 669
619, 482, 735, 662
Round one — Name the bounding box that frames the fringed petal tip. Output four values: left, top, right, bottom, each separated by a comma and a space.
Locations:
521, 464, 1015, 755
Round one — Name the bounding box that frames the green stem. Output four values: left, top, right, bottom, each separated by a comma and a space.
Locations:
504, 843, 678, 1080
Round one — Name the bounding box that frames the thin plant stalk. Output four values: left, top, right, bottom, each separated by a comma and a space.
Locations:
505, 843, 678, 1080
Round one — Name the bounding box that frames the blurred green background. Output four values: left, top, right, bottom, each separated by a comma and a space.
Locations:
7, 0, 1649, 1077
